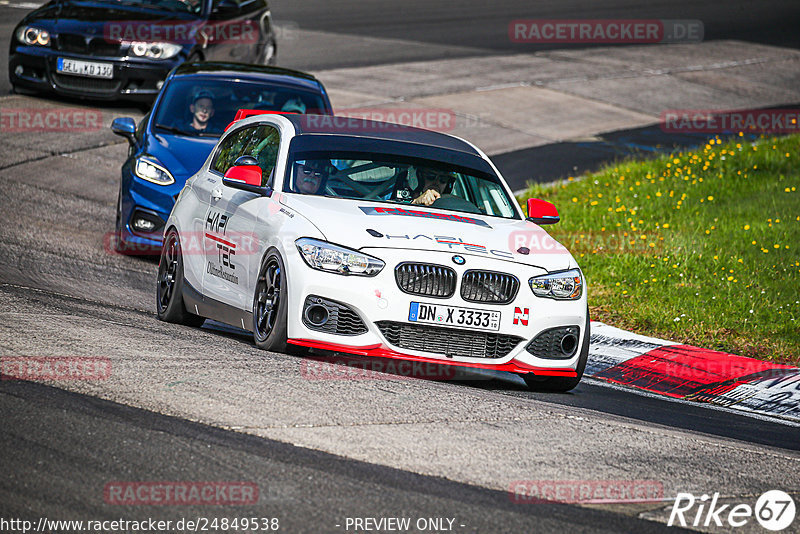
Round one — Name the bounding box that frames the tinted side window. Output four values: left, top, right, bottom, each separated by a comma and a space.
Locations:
210, 0, 239, 14
212, 126, 255, 175
240, 125, 280, 184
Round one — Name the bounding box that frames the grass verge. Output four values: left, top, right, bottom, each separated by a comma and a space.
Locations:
522, 133, 799, 364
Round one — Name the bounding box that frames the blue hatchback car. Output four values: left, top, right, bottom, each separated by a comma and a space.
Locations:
111, 61, 333, 253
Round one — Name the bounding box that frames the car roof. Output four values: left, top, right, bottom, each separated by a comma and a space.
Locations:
172, 62, 324, 92
280, 114, 481, 156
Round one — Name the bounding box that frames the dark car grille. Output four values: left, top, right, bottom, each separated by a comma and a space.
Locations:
395, 263, 456, 298
302, 296, 368, 336
376, 321, 523, 359
461, 270, 520, 304
52, 73, 121, 93
57, 34, 122, 57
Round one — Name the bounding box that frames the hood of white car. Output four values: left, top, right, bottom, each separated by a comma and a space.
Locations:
280, 195, 576, 272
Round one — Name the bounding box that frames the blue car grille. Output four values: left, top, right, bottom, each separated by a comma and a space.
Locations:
52, 73, 121, 93
57, 34, 122, 57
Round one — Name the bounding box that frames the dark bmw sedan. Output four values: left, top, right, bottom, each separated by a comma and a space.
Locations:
9, 0, 277, 101
110, 62, 333, 253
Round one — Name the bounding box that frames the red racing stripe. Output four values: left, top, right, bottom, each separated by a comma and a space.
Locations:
204, 232, 237, 249
593, 344, 795, 399
287, 338, 577, 377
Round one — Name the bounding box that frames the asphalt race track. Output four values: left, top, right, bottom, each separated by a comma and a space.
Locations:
2, 379, 692, 533
1, 1, 800, 533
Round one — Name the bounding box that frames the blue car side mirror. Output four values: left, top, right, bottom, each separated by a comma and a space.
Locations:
111, 117, 136, 145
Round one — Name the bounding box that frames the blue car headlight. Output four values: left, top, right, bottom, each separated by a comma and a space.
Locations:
16, 26, 50, 46
134, 157, 174, 185
529, 268, 583, 300
296, 238, 385, 276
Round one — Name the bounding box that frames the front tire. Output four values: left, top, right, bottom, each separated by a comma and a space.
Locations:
253, 250, 289, 352
156, 229, 205, 326
523, 310, 590, 393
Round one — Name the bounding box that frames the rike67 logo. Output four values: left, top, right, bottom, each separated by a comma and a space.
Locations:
668, 490, 796, 531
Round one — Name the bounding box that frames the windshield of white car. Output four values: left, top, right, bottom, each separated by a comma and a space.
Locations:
286, 153, 520, 219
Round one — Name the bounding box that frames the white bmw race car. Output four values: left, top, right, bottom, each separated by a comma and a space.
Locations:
157, 112, 589, 391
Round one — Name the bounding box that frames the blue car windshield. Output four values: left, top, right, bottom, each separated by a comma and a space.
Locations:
102, 0, 203, 14
153, 78, 328, 137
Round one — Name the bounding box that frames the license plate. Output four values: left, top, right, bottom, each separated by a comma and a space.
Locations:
57, 58, 113, 79
408, 302, 500, 332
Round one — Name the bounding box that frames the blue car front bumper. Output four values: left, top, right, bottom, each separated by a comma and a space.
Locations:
10, 45, 183, 101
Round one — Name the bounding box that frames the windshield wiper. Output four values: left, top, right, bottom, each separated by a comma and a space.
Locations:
154, 123, 192, 136
154, 123, 219, 137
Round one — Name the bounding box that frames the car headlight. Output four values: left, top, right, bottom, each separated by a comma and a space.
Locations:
16, 26, 50, 46
529, 269, 583, 300
128, 41, 182, 59
134, 157, 174, 185
296, 238, 385, 276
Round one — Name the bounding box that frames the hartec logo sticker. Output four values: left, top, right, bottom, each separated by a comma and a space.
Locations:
513, 307, 529, 326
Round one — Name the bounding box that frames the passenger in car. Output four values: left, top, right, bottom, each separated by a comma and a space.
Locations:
187, 90, 215, 132
280, 97, 307, 114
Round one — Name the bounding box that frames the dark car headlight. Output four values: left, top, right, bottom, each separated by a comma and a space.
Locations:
16, 26, 50, 46
134, 157, 174, 185
529, 269, 583, 300
127, 41, 182, 59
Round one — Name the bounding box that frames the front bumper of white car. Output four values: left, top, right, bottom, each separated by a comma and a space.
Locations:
283, 246, 588, 377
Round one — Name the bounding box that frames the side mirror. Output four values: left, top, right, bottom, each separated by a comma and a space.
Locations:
212, 0, 240, 16
526, 198, 560, 225
222, 163, 271, 196
111, 117, 136, 145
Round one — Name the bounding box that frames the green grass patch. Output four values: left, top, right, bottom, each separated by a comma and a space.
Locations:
522, 134, 800, 364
